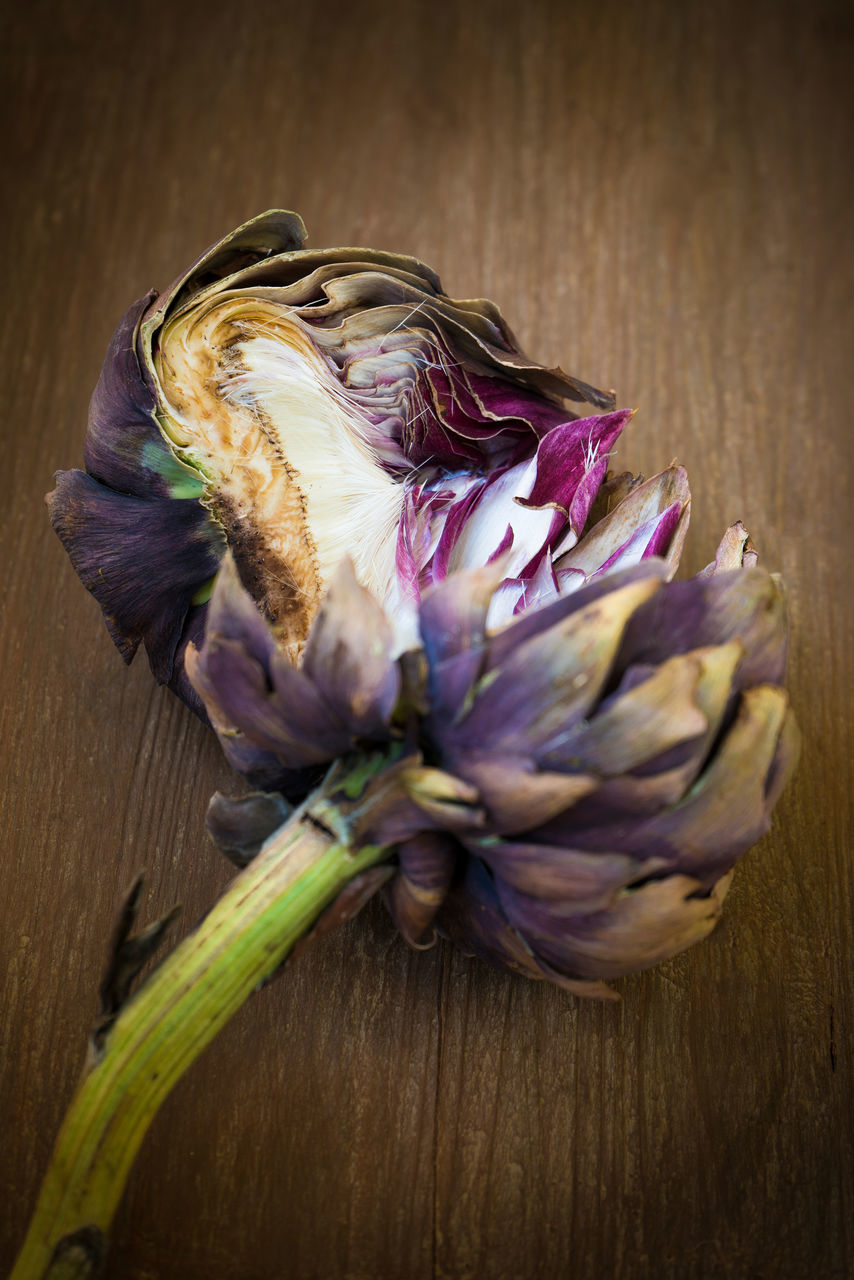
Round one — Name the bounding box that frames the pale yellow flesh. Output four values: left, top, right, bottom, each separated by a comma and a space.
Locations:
155, 298, 406, 647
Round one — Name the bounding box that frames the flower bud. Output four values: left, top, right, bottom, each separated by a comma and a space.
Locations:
47, 213, 793, 995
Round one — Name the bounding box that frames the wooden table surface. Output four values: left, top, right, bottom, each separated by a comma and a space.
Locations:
2, 1, 852, 1276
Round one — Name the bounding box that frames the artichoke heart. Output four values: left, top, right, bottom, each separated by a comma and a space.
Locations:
155, 296, 404, 652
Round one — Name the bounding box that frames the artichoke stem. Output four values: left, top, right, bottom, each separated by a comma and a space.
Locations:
12, 787, 388, 1280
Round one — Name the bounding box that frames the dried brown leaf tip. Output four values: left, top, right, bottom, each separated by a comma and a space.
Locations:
93, 876, 180, 1053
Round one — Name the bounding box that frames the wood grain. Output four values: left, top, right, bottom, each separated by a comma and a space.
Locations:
2, 1, 851, 1276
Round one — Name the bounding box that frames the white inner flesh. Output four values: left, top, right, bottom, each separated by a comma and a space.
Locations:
157, 301, 406, 628
222, 328, 405, 607
446, 456, 563, 579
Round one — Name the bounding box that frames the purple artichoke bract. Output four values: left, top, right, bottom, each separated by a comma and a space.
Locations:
188, 540, 798, 998
48, 211, 689, 713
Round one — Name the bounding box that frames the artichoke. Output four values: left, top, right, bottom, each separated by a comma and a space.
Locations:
44, 211, 798, 993
16, 214, 800, 1278
48, 211, 689, 712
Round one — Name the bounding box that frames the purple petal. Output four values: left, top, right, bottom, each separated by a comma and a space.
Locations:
475, 839, 655, 908
166, 603, 210, 719
485, 560, 668, 673
302, 559, 399, 739
458, 370, 581, 435
437, 858, 552, 982
544, 767, 700, 827
349, 764, 486, 847
555, 466, 690, 576
464, 362, 615, 416
83, 293, 205, 502
430, 479, 491, 580
190, 634, 343, 767
510, 549, 560, 617
588, 501, 682, 578
418, 559, 506, 721
631, 684, 792, 880
205, 553, 279, 671
206, 790, 292, 867
540, 685, 792, 882
187, 560, 350, 766
618, 567, 788, 690
48, 468, 224, 683
439, 463, 563, 587
444, 576, 662, 758
453, 753, 597, 834
515, 410, 632, 524
389, 831, 457, 945
437, 858, 619, 998
496, 871, 733, 981
537, 647, 712, 775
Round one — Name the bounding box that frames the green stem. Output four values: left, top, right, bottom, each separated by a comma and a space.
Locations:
12, 789, 388, 1280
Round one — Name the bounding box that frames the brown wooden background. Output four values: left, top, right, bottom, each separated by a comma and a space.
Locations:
2, 1, 852, 1276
